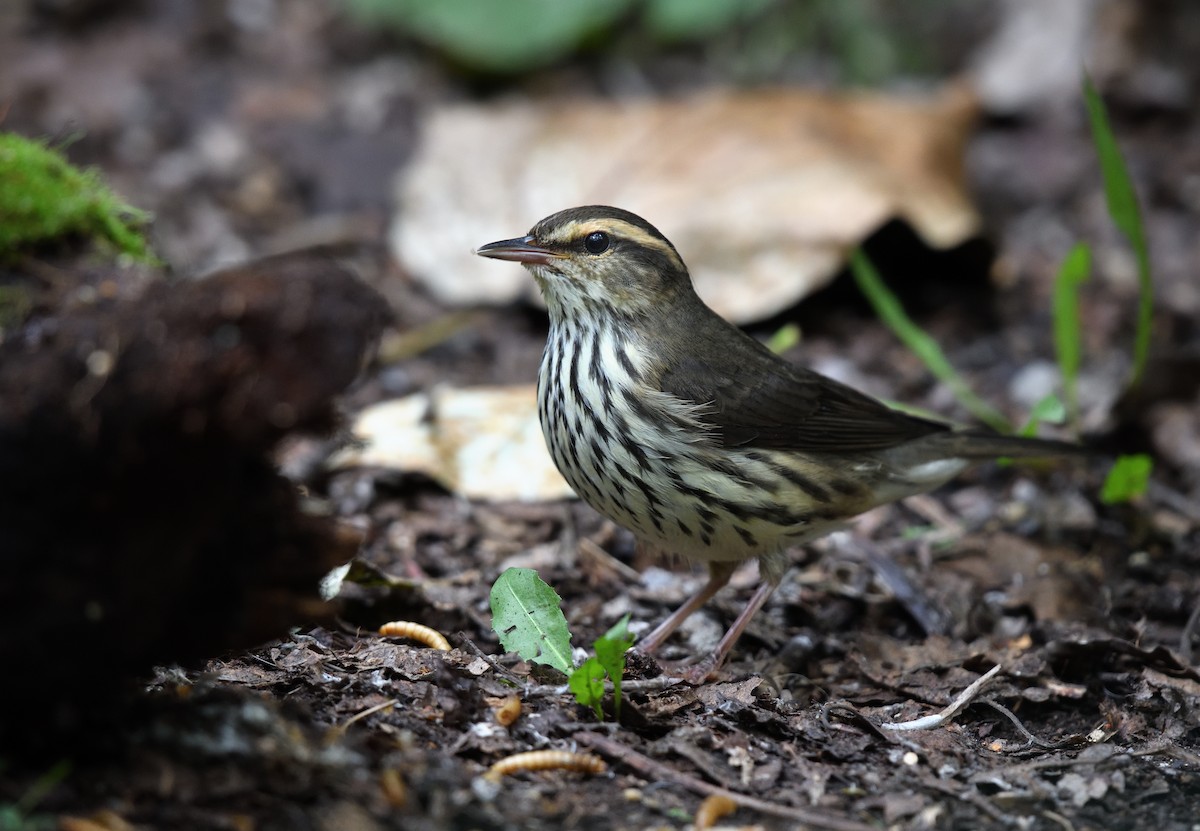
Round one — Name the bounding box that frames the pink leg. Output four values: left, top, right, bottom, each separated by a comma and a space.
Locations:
637, 561, 736, 655
680, 579, 778, 683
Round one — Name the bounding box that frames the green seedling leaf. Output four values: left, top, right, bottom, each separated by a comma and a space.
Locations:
1101, 454, 1152, 504
568, 657, 607, 719
850, 250, 1011, 433
1082, 76, 1153, 386
593, 614, 634, 719
1052, 243, 1091, 426
765, 322, 801, 354
1019, 394, 1067, 438
490, 568, 573, 674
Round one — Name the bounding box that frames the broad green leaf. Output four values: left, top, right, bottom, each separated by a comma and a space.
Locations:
489, 568, 573, 674
345, 0, 634, 73
1052, 243, 1091, 426
593, 614, 633, 719
568, 657, 607, 719
1100, 454, 1152, 504
850, 250, 1011, 433
1083, 76, 1153, 386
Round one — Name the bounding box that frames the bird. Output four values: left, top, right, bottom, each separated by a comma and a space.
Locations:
476, 205, 1083, 681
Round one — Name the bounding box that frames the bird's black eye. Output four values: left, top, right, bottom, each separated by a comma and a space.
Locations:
583, 231, 610, 255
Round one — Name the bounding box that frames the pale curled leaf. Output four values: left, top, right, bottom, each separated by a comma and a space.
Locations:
330, 386, 573, 502
393, 85, 980, 324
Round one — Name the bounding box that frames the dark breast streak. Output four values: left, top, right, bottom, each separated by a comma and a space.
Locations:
537, 320, 850, 567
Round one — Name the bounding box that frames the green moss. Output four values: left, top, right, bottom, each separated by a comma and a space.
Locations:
0, 132, 155, 262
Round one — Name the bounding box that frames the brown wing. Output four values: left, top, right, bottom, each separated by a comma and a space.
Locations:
655, 306, 950, 452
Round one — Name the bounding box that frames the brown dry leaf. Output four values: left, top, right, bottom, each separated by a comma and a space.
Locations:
332, 386, 573, 501
943, 533, 1104, 623
393, 85, 980, 324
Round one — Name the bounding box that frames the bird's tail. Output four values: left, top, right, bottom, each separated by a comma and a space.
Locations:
909, 429, 1090, 462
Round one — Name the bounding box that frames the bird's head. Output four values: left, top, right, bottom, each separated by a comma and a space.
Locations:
476, 206, 691, 319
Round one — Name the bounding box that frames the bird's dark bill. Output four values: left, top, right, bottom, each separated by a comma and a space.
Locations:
475, 235, 562, 266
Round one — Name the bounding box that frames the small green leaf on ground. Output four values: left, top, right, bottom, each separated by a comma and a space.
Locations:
593, 614, 634, 719
568, 657, 607, 719
1052, 243, 1091, 426
1100, 454, 1153, 504
1082, 76, 1153, 386
850, 250, 1011, 433
490, 568, 573, 674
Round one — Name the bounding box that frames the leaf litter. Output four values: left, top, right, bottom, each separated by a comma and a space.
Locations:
2, 3, 1200, 830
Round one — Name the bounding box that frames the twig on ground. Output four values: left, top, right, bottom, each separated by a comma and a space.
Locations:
576, 731, 878, 831
1041, 809, 1076, 831
458, 637, 527, 685
881, 665, 1003, 731
975, 699, 1065, 750
330, 699, 397, 738
854, 536, 947, 635
1128, 738, 1200, 766
523, 675, 685, 699
904, 493, 965, 537
578, 536, 643, 581
920, 775, 1011, 825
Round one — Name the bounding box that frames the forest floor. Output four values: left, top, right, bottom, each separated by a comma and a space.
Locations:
2, 3, 1199, 830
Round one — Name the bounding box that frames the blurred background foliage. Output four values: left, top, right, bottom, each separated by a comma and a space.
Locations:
343, 0, 986, 82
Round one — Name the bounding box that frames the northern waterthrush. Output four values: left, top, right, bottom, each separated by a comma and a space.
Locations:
477, 205, 1082, 680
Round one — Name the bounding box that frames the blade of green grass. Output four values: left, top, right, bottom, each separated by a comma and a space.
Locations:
1082, 75, 1153, 386
850, 250, 1012, 433
1052, 243, 1091, 427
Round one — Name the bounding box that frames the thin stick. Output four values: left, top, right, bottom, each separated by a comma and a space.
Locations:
881, 665, 1002, 731
976, 699, 1061, 750
576, 731, 877, 831
331, 699, 397, 737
